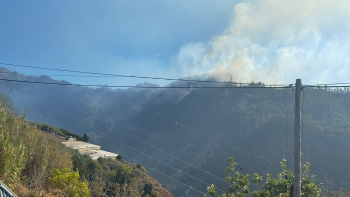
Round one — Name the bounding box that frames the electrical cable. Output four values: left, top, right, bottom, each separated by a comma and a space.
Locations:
0, 62, 243, 85
185, 187, 193, 197
28, 105, 209, 196
52, 96, 229, 185
0, 42, 90, 85
0, 62, 291, 86
97, 143, 208, 196
39, 101, 226, 193
0, 71, 147, 78
146, 110, 279, 166
305, 85, 350, 88
0, 78, 292, 89
28, 88, 350, 193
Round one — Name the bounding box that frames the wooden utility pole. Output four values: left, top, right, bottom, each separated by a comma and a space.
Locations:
294, 79, 302, 197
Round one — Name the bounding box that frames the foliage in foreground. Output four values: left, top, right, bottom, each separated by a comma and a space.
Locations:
40, 123, 89, 142
206, 157, 349, 197
72, 151, 161, 197
0, 100, 168, 196
50, 168, 90, 197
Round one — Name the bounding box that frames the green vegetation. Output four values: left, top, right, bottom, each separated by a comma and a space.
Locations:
206, 157, 349, 197
71, 151, 159, 197
116, 154, 123, 161
50, 168, 90, 197
0, 104, 73, 196
0, 94, 171, 196
2, 69, 350, 195
40, 123, 89, 142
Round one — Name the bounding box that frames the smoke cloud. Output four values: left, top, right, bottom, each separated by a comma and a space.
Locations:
177, 0, 350, 84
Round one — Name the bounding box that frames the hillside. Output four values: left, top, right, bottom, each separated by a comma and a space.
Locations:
1, 68, 350, 195
0, 92, 173, 197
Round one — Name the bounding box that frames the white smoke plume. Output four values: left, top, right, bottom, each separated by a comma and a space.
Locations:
177, 0, 350, 84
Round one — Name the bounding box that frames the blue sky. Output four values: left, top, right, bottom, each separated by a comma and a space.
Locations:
2, 0, 350, 86
0, 0, 240, 86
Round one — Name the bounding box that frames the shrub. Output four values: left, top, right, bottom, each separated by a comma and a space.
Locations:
50, 168, 90, 197
116, 154, 123, 161
151, 191, 160, 197
132, 168, 143, 178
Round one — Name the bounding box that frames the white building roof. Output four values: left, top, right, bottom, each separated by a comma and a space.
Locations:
62, 138, 119, 160
62, 141, 101, 150
81, 150, 119, 160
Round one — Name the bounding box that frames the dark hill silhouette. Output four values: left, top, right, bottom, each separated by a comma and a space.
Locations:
0, 67, 349, 196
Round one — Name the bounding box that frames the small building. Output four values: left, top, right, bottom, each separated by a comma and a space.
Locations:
0, 180, 18, 197
62, 137, 118, 160
81, 150, 119, 160
62, 137, 101, 151
62, 141, 101, 151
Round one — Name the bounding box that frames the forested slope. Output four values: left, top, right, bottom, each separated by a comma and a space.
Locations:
0, 88, 173, 197
1, 67, 350, 196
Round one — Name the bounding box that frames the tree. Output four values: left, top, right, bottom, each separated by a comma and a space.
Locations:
50, 168, 90, 197
112, 166, 134, 185
82, 134, 89, 142
253, 160, 322, 197
143, 183, 153, 196
0, 132, 26, 188
206, 158, 323, 197
116, 154, 123, 161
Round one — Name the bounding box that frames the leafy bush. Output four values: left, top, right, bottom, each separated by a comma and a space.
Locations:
0, 124, 26, 188
116, 154, 123, 161
132, 168, 143, 178
151, 191, 160, 197
206, 157, 325, 197
50, 168, 90, 197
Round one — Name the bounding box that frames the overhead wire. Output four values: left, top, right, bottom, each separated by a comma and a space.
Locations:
146, 110, 279, 166
27, 103, 208, 196
314, 178, 350, 193
0, 78, 292, 89
0, 62, 243, 85
28, 104, 350, 194
305, 85, 350, 88
52, 96, 229, 185
145, 98, 350, 192
2, 40, 349, 193
185, 187, 193, 197
19, 82, 350, 193
0, 43, 91, 86
39, 101, 226, 193
0, 62, 292, 87
97, 143, 208, 196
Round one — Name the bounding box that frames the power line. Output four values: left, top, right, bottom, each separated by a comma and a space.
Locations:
27, 87, 350, 193
29, 106, 350, 194
39, 101, 226, 193
28, 104, 209, 196
146, 110, 279, 166
305, 85, 350, 88
98, 143, 208, 196
314, 178, 350, 193
0, 78, 292, 89
0, 62, 240, 84
0, 62, 293, 87
0, 42, 90, 85
52, 96, 229, 185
